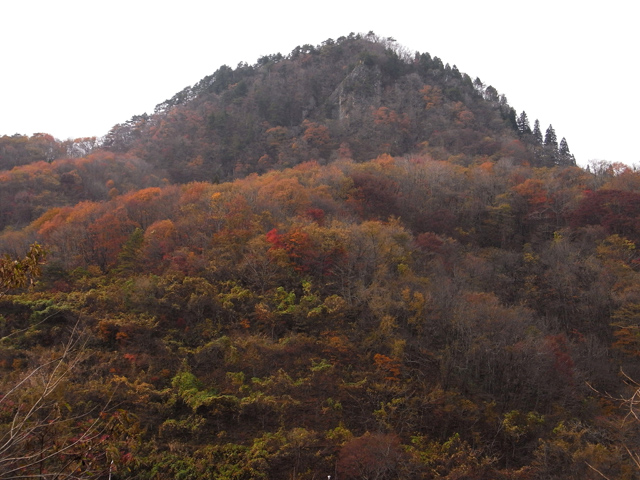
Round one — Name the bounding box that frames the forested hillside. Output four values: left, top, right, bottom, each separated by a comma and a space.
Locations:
100, 33, 574, 181
1, 33, 573, 232
1, 33, 639, 479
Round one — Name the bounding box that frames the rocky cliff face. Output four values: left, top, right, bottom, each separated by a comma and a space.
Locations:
330, 62, 383, 121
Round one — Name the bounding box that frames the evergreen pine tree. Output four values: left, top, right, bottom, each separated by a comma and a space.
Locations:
473, 77, 484, 93
544, 124, 558, 149
516, 111, 532, 135
484, 85, 499, 102
558, 137, 576, 166
503, 106, 518, 131
532, 120, 543, 144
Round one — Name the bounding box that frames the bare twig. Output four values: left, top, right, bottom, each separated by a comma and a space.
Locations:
586, 461, 613, 480
0, 320, 114, 479
0, 310, 61, 343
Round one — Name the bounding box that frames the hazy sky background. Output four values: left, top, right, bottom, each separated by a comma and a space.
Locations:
1, 0, 636, 167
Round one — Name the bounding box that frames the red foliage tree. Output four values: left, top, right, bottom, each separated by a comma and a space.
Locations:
265, 228, 316, 274
337, 432, 406, 479
88, 211, 137, 270
570, 189, 640, 243
348, 171, 400, 220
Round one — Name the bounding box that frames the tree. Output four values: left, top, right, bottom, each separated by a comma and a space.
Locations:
570, 189, 640, 243
0, 325, 113, 479
337, 432, 409, 479
532, 119, 543, 144
558, 137, 576, 166
0, 243, 46, 297
538, 124, 560, 166
586, 371, 640, 476
544, 124, 558, 150
420, 85, 443, 110
484, 85, 499, 102
0, 247, 118, 479
516, 111, 532, 136
115, 228, 145, 274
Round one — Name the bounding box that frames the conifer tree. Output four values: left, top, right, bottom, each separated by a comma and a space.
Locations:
544, 124, 558, 149
558, 137, 576, 166
484, 85, 499, 102
516, 111, 532, 135
532, 119, 543, 144
473, 77, 484, 94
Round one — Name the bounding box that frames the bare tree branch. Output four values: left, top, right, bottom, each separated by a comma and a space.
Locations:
0, 320, 114, 479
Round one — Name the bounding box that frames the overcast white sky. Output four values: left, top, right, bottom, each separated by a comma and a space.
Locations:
1, 1, 636, 167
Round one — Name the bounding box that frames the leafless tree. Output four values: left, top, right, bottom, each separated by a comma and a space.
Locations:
586, 371, 640, 478
0, 321, 113, 479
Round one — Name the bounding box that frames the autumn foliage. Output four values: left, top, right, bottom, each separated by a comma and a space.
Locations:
0, 33, 635, 479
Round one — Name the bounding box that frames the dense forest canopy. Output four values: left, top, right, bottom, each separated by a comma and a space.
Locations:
1, 33, 639, 479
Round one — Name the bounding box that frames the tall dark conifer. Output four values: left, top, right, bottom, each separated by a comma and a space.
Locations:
532, 119, 543, 144
517, 111, 532, 135
558, 137, 576, 166
544, 124, 558, 149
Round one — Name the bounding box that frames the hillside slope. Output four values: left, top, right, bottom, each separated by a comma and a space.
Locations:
102, 33, 573, 182
3, 34, 636, 480
0, 34, 574, 233
2, 155, 640, 478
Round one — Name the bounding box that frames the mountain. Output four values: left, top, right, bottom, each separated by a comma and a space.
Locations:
101, 32, 573, 182
0, 33, 575, 233
1, 34, 638, 480
0, 34, 575, 233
